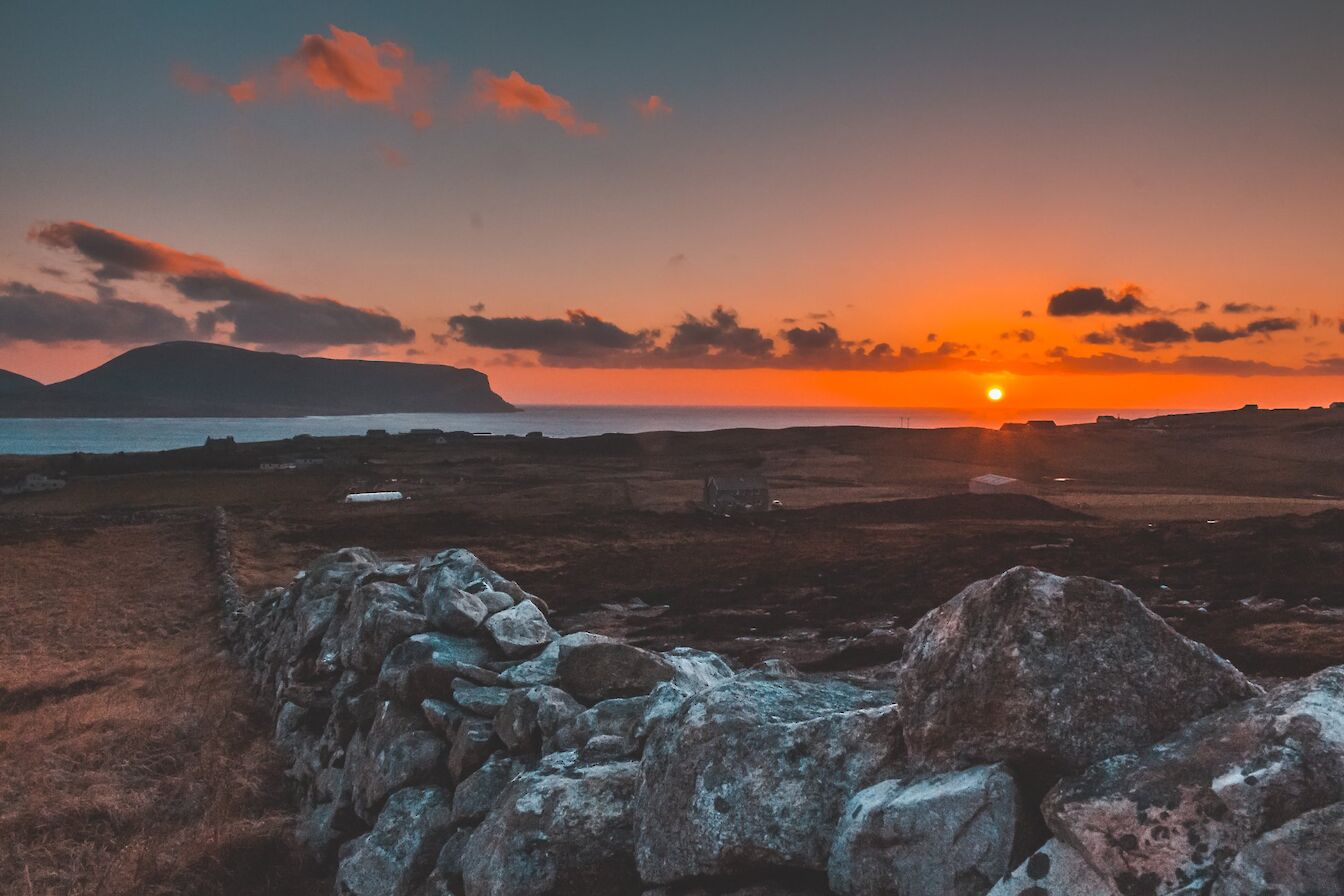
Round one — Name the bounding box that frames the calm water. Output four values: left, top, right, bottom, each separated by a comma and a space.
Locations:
0, 405, 1183, 455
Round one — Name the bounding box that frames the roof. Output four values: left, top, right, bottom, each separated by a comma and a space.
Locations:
706, 474, 768, 491
971, 474, 1018, 486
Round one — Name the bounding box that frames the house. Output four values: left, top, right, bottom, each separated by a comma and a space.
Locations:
366, 429, 389, 438
969, 473, 1024, 495
1026, 419, 1057, 429
704, 473, 770, 513
203, 436, 236, 451
1330, 402, 1344, 410
0, 472, 67, 496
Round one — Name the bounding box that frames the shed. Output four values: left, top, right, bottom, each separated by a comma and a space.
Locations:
704, 474, 770, 513
344, 491, 404, 503
969, 474, 1022, 495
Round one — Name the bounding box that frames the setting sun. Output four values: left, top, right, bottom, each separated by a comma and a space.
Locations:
987, 386, 1004, 401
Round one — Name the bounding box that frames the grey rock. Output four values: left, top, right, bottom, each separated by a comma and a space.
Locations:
1043, 666, 1344, 895
897, 566, 1261, 773
986, 839, 1118, 896
426, 586, 489, 634
451, 754, 521, 825
549, 696, 651, 756
448, 718, 499, 784
421, 699, 468, 741
635, 671, 902, 884
422, 827, 475, 895
461, 759, 641, 896
557, 641, 676, 702
484, 601, 558, 658
661, 647, 734, 692
1212, 801, 1344, 896
377, 632, 496, 704
335, 786, 454, 896
495, 686, 585, 753
497, 632, 616, 687
338, 581, 430, 674
476, 588, 516, 615
451, 680, 511, 717
349, 701, 444, 821
828, 764, 1029, 896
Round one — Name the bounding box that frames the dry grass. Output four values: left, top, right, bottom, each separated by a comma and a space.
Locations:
0, 520, 325, 896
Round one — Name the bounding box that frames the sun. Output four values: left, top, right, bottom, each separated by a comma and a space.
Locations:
987, 386, 1004, 402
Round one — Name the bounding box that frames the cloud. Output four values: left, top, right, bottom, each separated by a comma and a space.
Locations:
30, 220, 232, 281
1223, 302, 1275, 314
1047, 286, 1149, 316
378, 144, 409, 168
1082, 331, 1116, 345
1191, 316, 1300, 343
32, 219, 413, 350
171, 272, 414, 348
175, 26, 433, 125
1000, 328, 1035, 342
472, 70, 600, 135
440, 310, 653, 357
632, 95, 672, 118
666, 307, 774, 358
0, 281, 192, 345
1113, 319, 1191, 346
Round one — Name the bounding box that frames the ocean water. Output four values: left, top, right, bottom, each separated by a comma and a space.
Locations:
0, 405, 1182, 456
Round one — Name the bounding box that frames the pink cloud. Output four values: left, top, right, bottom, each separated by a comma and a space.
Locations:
632, 95, 671, 118
472, 69, 600, 136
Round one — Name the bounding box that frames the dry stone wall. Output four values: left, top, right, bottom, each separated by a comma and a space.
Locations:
218, 530, 1344, 896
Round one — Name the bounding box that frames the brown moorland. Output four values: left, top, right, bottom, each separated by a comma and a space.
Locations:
0, 408, 1342, 892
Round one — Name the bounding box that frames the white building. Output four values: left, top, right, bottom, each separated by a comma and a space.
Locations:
969, 473, 1023, 494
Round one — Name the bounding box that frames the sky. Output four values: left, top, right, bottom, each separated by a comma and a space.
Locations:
1, 1, 1342, 409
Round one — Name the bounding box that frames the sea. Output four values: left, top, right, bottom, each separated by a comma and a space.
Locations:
0, 406, 1187, 456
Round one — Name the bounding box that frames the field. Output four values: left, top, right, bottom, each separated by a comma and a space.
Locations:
1, 408, 1343, 893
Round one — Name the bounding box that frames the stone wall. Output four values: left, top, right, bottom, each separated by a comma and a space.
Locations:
219, 533, 1344, 896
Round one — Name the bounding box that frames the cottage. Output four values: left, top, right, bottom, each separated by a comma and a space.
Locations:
969, 473, 1023, 495
704, 474, 770, 513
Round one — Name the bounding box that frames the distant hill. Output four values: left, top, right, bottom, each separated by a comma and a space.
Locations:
0, 342, 515, 417
0, 369, 44, 396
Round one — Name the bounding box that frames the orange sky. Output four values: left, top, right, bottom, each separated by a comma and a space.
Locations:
2, 7, 1341, 408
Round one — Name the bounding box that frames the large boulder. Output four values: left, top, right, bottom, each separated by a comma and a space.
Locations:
461, 758, 642, 896
1042, 666, 1344, 895
425, 585, 488, 633
635, 670, 902, 884
348, 701, 446, 821
1211, 801, 1344, 896
828, 763, 1031, 896
498, 632, 617, 687
986, 839, 1118, 896
897, 567, 1260, 773
335, 786, 454, 896
484, 601, 557, 658
557, 641, 676, 702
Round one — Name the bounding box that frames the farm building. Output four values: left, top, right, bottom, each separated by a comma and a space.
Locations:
0, 472, 67, 496
969, 473, 1024, 494
704, 474, 770, 514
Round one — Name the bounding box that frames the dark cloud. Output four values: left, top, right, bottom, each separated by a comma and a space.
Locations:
1114, 319, 1191, 346
1192, 323, 1241, 343
1047, 286, 1148, 317
1244, 316, 1298, 335
1223, 302, 1275, 314
469, 302, 486, 313
666, 307, 773, 358
1021, 310, 1033, 318
1082, 331, 1116, 345
0, 281, 192, 345
441, 310, 654, 357
1000, 328, 1035, 342
32, 219, 415, 350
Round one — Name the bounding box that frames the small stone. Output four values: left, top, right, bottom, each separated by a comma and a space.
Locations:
495, 686, 585, 753
425, 586, 488, 634
447, 718, 499, 784
451, 680, 511, 717
484, 601, 557, 658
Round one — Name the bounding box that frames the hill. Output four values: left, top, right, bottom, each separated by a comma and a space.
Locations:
0, 342, 514, 417
0, 369, 44, 395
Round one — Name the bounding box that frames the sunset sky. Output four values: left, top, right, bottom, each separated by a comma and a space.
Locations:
2, 2, 1341, 408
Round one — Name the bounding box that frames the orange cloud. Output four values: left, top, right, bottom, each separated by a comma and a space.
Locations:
378, 144, 409, 169
29, 221, 234, 280
633, 95, 671, 118
473, 70, 600, 136
175, 26, 432, 124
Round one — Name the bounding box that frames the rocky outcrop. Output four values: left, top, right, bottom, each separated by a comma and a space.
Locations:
828, 764, 1030, 896
1042, 666, 1344, 895
897, 566, 1260, 773
222, 543, 1331, 896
